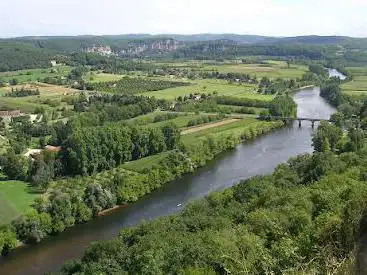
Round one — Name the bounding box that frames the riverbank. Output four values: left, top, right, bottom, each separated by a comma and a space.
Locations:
0, 118, 283, 256
0, 87, 336, 275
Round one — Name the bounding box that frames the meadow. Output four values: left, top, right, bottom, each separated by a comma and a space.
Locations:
181, 117, 270, 144
0, 180, 38, 225
86, 72, 126, 83
341, 73, 367, 96
0, 83, 79, 112
201, 60, 308, 79
121, 151, 173, 173
0, 66, 71, 84
139, 79, 273, 101
152, 60, 308, 80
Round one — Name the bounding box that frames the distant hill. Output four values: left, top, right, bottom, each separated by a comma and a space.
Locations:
0, 34, 367, 71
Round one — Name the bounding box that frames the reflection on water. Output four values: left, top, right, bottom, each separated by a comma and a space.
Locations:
0, 87, 335, 275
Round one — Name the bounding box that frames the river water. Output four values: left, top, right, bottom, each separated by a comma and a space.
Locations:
328, 68, 347, 80
0, 87, 335, 275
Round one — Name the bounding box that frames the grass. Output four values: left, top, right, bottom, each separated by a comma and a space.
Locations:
152, 114, 206, 128
121, 118, 279, 173
0, 66, 71, 84
87, 72, 126, 83
121, 151, 173, 173
181, 118, 268, 144
217, 104, 268, 115
341, 76, 367, 96
0, 180, 38, 225
127, 112, 221, 129
201, 61, 308, 79
0, 83, 79, 113
139, 79, 273, 101
342, 66, 367, 96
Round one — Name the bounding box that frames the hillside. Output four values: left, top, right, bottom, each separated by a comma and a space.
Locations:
1, 34, 367, 72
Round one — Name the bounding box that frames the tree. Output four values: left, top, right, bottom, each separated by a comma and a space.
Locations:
12, 209, 52, 243
148, 128, 166, 155
0, 226, 17, 256
84, 183, 116, 216
320, 83, 343, 106
29, 150, 58, 190
330, 112, 344, 128
312, 121, 343, 153
9, 78, 19, 86
269, 95, 297, 117
344, 128, 364, 152
162, 124, 181, 150
1, 148, 28, 180
48, 191, 76, 233
308, 64, 327, 77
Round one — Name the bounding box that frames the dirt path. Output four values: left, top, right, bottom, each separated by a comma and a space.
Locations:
181, 119, 240, 135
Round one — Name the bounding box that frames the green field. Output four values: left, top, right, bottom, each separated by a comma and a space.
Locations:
0, 181, 38, 225
121, 151, 173, 173
0, 66, 71, 84
181, 118, 268, 144
87, 72, 126, 83
341, 66, 367, 97
341, 75, 367, 96
0, 83, 79, 113
121, 118, 280, 173
126, 112, 229, 129
202, 61, 308, 79
139, 79, 273, 101
151, 60, 307, 80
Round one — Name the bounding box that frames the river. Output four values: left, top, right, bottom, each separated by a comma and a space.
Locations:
0, 87, 335, 275
328, 68, 347, 80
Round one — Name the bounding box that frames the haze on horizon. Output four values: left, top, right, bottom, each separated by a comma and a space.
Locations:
1, 0, 366, 38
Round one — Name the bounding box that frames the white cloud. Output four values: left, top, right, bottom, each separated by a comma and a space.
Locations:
0, 0, 366, 37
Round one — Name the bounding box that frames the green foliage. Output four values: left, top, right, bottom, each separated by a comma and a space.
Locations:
215, 96, 272, 108
0, 226, 17, 256
312, 121, 343, 152
187, 114, 225, 127
84, 183, 117, 215
12, 209, 52, 243
1, 148, 29, 180
61, 123, 180, 176
0, 42, 52, 72
152, 112, 180, 123
5, 87, 40, 97
320, 83, 344, 106
85, 77, 190, 94
309, 64, 327, 77
72, 94, 168, 126
269, 95, 297, 117
57, 148, 367, 274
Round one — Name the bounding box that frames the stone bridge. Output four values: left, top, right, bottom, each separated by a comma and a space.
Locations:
257, 116, 333, 128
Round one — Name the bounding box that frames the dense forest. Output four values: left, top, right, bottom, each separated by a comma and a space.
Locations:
55, 118, 366, 274
61, 123, 180, 176
0, 42, 52, 71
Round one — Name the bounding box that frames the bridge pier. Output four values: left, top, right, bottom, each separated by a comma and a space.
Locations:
298, 120, 302, 128
311, 121, 315, 129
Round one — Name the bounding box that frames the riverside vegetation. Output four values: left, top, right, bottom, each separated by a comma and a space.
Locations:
0, 34, 366, 274
54, 78, 367, 274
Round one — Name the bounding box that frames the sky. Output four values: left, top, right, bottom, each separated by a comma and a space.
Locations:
1, 0, 366, 38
